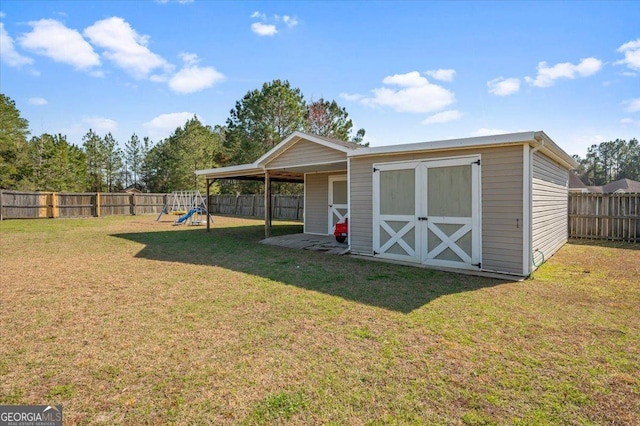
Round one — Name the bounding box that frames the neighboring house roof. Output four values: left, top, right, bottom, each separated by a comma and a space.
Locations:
122, 183, 144, 193
569, 172, 588, 192
602, 178, 640, 193
349, 131, 578, 170
583, 178, 640, 193
585, 185, 604, 193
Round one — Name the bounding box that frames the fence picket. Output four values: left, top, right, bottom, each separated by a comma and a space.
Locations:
568, 193, 640, 242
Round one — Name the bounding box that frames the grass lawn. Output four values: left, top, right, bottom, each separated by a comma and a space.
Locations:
0, 215, 638, 425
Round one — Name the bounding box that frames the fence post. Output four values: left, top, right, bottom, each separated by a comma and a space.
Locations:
296, 195, 302, 221
95, 192, 101, 217
51, 192, 59, 218
131, 193, 136, 215
0, 189, 3, 221
234, 194, 240, 215
46, 193, 53, 218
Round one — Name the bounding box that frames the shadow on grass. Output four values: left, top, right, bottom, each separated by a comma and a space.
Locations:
113, 223, 509, 313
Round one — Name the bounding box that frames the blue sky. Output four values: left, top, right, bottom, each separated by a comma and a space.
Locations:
1, 1, 639, 158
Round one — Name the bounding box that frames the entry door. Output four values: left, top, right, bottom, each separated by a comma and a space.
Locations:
421, 158, 481, 270
373, 157, 481, 270
328, 175, 348, 234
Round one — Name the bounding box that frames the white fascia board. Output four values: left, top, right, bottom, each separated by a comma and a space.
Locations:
195, 163, 262, 177
348, 132, 538, 158
533, 131, 579, 170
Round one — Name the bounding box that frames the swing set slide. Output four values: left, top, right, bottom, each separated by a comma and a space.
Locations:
175, 208, 200, 224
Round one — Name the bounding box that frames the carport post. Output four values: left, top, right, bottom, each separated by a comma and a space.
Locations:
206, 178, 214, 232
265, 171, 271, 238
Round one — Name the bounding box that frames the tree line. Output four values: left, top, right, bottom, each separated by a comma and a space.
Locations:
0, 80, 365, 194
572, 139, 640, 186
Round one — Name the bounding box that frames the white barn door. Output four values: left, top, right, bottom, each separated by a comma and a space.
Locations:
328, 175, 348, 234
373, 156, 481, 270
373, 162, 420, 262
421, 157, 481, 270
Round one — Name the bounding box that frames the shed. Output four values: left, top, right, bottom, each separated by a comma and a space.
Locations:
196, 130, 578, 277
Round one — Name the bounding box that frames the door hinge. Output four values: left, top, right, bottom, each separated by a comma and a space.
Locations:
373, 251, 379, 255
472, 159, 480, 165
473, 262, 481, 268
417, 216, 428, 221
373, 167, 379, 172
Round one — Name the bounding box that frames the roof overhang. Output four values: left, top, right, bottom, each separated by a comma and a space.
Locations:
194, 164, 305, 183
349, 131, 578, 170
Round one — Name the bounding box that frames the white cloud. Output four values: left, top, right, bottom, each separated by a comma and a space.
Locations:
339, 92, 364, 102
382, 71, 428, 87
169, 65, 224, 94
167, 52, 224, 94
250, 11, 267, 20
470, 128, 509, 137
425, 69, 455, 82
250, 12, 298, 36
620, 118, 640, 126
0, 12, 6, 18
282, 16, 298, 28
143, 112, 196, 139
0, 23, 34, 67
28, 97, 48, 106
487, 77, 521, 96
251, 22, 277, 36
84, 17, 170, 79
421, 110, 462, 125
179, 52, 199, 65
616, 38, 640, 71
360, 71, 455, 114
525, 57, 602, 88
83, 116, 117, 133
19, 19, 99, 70
623, 98, 640, 113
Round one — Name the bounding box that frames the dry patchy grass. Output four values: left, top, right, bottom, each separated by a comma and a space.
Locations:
0, 216, 639, 425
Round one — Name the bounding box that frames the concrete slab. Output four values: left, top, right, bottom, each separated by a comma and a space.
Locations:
260, 233, 349, 255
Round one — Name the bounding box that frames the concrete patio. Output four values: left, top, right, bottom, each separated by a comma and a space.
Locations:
260, 233, 350, 255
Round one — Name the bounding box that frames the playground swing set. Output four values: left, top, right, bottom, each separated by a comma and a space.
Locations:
156, 190, 214, 226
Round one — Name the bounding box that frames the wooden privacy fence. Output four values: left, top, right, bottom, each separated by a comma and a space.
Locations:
569, 193, 640, 242
0, 191, 304, 221
0, 191, 167, 220
208, 194, 304, 221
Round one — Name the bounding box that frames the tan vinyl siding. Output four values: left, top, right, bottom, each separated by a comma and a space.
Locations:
304, 173, 329, 234
267, 140, 347, 169
532, 152, 569, 267
349, 146, 524, 275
